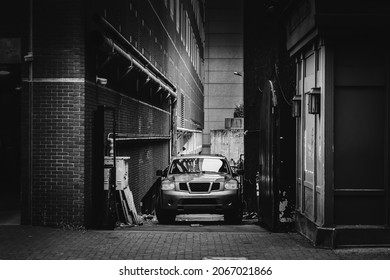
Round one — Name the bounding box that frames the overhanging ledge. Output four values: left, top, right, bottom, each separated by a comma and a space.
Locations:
93, 15, 177, 101
108, 133, 170, 142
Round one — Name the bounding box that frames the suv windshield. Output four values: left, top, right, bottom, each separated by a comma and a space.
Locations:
169, 158, 229, 174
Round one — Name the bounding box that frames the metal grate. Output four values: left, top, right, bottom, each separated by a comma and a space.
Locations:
211, 183, 220, 191
189, 183, 210, 192
179, 183, 188, 191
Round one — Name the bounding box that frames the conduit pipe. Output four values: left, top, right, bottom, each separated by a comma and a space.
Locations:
93, 14, 178, 156
27, 0, 34, 224
98, 34, 177, 101
93, 15, 176, 94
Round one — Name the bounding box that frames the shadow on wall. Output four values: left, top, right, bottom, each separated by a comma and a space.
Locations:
141, 177, 161, 215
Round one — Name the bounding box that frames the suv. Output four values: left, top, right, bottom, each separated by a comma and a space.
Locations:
155, 154, 243, 224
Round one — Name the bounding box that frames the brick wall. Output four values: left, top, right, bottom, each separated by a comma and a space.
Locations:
84, 82, 171, 223
21, 0, 86, 226
33, 0, 85, 79
31, 83, 85, 226
87, 0, 204, 131
18, 0, 204, 227
117, 141, 169, 212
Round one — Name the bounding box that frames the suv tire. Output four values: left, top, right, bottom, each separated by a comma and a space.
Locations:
224, 209, 243, 224
156, 205, 176, 224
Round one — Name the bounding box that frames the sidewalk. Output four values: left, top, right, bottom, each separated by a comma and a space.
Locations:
1, 222, 390, 260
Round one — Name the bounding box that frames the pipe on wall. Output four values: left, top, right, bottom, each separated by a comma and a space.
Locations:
27, 0, 34, 224
93, 15, 176, 92
97, 34, 177, 101
93, 13, 179, 157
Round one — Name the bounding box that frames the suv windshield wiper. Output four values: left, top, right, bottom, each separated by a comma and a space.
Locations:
200, 171, 221, 174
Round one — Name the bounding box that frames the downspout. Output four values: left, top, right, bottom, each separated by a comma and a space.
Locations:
171, 99, 177, 157
27, 0, 34, 224
169, 98, 172, 159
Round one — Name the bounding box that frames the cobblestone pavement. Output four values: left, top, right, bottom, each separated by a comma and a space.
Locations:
1, 215, 390, 260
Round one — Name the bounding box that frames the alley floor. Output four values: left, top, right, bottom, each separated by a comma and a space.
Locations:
1, 214, 390, 260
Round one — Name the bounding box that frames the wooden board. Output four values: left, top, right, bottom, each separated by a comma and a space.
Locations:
118, 190, 133, 225
123, 186, 142, 225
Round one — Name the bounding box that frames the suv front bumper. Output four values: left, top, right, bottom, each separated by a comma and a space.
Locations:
159, 189, 240, 214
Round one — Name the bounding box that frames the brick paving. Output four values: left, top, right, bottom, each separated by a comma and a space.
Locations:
1, 223, 389, 260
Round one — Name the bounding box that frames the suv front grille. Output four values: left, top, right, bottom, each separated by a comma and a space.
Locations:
211, 183, 220, 190
179, 182, 221, 192
189, 183, 210, 192
179, 183, 188, 191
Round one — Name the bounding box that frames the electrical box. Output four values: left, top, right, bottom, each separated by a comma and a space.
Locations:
104, 156, 130, 190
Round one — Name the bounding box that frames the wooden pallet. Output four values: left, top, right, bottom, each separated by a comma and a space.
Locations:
119, 186, 142, 225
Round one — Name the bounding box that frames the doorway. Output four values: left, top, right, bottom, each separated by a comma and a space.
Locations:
0, 64, 21, 225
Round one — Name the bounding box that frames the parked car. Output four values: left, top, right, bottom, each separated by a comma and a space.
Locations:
155, 154, 243, 224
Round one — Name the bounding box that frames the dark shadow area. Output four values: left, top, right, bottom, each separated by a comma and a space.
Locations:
0, 64, 21, 225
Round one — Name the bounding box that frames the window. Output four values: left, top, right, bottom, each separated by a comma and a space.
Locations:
181, 4, 185, 42
186, 13, 190, 54
176, 0, 180, 32
170, 0, 174, 19
169, 158, 229, 174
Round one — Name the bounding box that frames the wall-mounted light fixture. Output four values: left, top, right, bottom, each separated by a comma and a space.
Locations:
0, 70, 10, 76
233, 71, 243, 77
307, 87, 321, 114
291, 95, 301, 118
96, 76, 108, 86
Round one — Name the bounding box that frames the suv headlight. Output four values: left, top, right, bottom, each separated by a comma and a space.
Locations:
224, 180, 238, 190
161, 181, 175, 190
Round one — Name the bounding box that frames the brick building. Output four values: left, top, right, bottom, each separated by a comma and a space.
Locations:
0, 0, 205, 228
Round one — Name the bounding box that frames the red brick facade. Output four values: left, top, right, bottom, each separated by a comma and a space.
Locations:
9, 0, 205, 227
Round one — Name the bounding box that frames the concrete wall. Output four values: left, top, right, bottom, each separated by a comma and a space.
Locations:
203, 0, 243, 154
210, 129, 244, 163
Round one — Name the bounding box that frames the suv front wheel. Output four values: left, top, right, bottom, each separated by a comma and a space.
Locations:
224, 208, 243, 224
156, 203, 176, 224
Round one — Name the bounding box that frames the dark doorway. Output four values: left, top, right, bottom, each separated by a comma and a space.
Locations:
0, 64, 21, 225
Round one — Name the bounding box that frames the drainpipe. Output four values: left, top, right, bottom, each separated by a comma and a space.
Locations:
171, 99, 177, 157
26, 0, 34, 224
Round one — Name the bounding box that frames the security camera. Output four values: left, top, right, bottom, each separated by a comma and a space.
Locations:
96, 76, 108, 86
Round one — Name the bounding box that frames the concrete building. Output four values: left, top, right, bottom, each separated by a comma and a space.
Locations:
202, 0, 243, 156
0, 0, 205, 228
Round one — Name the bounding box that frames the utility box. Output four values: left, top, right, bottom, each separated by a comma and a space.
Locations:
104, 156, 130, 190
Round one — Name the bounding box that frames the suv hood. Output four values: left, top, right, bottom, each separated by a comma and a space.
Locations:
167, 173, 232, 182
